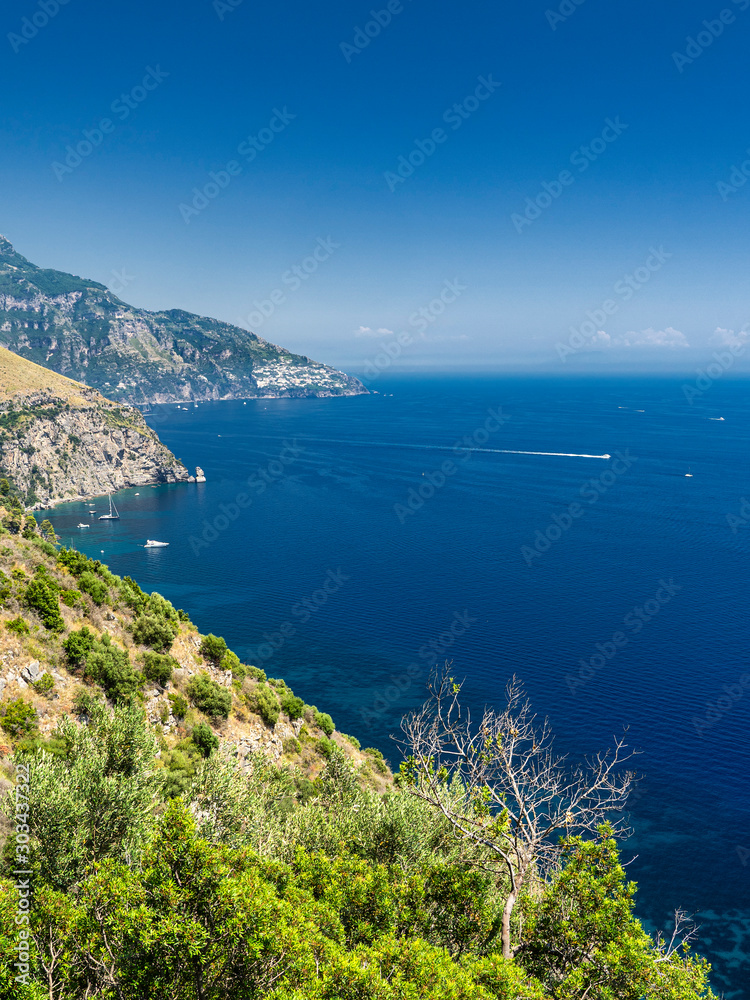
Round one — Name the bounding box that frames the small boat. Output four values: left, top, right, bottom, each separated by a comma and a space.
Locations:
98, 496, 120, 520
77, 523, 90, 528
144, 539, 169, 548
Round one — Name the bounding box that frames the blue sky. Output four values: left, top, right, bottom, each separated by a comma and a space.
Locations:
1, 0, 749, 373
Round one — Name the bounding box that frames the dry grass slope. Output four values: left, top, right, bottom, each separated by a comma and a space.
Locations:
0, 345, 93, 406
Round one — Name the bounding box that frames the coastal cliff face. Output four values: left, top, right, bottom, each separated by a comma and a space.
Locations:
0, 347, 188, 507
0, 235, 367, 404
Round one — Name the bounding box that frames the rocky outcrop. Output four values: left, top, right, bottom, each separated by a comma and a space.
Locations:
0, 348, 189, 506
0, 235, 368, 404
0, 389, 188, 507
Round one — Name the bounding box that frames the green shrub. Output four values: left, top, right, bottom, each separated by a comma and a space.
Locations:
344, 733, 361, 750
60, 589, 82, 608
280, 689, 305, 720
245, 665, 266, 682
5, 615, 30, 636
247, 683, 280, 727
142, 651, 177, 686
200, 633, 228, 664
78, 570, 108, 605
86, 635, 142, 704
72, 687, 101, 717
192, 722, 219, 758
132, 614, 177, 652
315, 709, 335, 737
24, 577, 64, 631
317, 735, 334, 758
283, 736, 301, 755
219, 649, 241, 673
168, 692, 188, 720
365, 748, 389, 775
0, 698, 38, 740
64, 626, 97, 667
186, 672, 231, 720
33, 672, 55, 697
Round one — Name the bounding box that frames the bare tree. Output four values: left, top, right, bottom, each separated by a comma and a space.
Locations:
398, 668, 638, 959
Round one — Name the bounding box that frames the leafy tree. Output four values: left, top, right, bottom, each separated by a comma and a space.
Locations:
64, 626, 96, 667
78, 570, 108, 605
24, 577, 64, 632
131, 613, 177, 652
85, 635, 142, 704
247, 683, 280, 726
187, 672, 232, 720
280, 689, 305, 720
142, 651, 176, 686
6, 702, 159, 891
39, 518, 57, 544
200, 633, 228, 664
22, 513, 38, 539
314, 709, 335, 736
192, 722, 219, 758
168, 692, 188, 720
0, 698, 38, 741
220, 649, 241, 673
519, 830, 715, 999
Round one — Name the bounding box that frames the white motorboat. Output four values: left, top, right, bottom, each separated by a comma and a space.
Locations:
77, 523, 90, 528
144, 539, 169, 548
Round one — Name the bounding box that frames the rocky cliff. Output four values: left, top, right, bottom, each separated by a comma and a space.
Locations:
0, 346, 188, 506
0, 235, 367, 404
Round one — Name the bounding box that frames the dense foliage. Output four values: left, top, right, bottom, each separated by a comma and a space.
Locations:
0, 701, 716, 1000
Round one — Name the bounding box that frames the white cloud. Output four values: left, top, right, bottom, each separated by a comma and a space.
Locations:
615, 327, 689, 349
711, 326, 749, 348
354, 326, 394, 337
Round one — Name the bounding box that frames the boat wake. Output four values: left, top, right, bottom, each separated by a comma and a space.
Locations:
282, 437, 611, 460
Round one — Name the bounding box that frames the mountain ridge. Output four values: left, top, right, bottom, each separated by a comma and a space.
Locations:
0, 235, 366, 405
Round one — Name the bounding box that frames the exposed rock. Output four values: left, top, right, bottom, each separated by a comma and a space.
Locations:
21, 660, 42, 684
0, 235, 368, 404
0, 346, 188, 507
194, 466, 206, 483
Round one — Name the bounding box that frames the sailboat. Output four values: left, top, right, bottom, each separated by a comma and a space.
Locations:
98, 496, 120, 520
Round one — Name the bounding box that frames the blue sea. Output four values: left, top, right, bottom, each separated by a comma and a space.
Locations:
42, 375, 750, 996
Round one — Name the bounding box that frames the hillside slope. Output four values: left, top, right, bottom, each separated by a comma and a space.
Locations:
0, 235, 367, 404
0, 346, 188, 506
